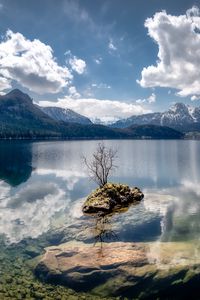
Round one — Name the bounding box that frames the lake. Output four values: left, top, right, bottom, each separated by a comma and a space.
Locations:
1, 139, 200, 299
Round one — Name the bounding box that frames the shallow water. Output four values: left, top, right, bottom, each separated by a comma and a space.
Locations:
1, 139, 200, 298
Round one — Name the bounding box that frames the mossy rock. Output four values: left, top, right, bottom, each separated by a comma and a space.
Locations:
82, 183, 144, 214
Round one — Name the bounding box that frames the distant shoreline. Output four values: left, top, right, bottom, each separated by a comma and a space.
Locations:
0, 136, 192, 141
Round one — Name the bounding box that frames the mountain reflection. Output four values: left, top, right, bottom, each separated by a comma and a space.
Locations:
0, 141, 33, 186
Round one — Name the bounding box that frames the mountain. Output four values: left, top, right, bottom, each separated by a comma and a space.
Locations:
40, 106, 92, 125
0, 89, 64, 136
0, 89, 126, 139
111, 103, 200, 132
0, 89, 184, 140
0, 89, 64, 137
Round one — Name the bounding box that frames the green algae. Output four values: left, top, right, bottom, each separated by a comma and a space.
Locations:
0, 239, 114, 300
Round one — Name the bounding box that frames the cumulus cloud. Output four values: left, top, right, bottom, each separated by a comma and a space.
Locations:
69, 56, 86, 74
68, 85, 80, 98
65, 50, 86, 74
136, 93, 156, 104
138, 7, 200, 98
39, 96, 151, 123
186, 6, 200, 18
0, 30, 72, 94
148, 93, 156, 103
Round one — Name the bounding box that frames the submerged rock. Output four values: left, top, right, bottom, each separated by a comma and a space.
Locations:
34, 241, 148, 292
82, 183, 144, 214
34, 240, 200, 298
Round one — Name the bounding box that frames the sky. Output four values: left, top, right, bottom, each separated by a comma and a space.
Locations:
0, 0, 200, 122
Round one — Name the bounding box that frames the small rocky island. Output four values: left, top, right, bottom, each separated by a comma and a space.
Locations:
82, 183, 144, 214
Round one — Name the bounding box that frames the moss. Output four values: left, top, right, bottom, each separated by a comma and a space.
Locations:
172, 279, 183, 285
83, 182, 143, 214
0, 241, 114, 300
183, 269, 196, 283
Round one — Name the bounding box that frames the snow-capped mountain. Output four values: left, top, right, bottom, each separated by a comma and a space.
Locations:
111, 103, 200, 132
40, 106, 92, 125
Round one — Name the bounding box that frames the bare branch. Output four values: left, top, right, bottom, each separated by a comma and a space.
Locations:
83, 143, 118, 187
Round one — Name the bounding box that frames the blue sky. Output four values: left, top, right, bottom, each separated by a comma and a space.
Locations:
0, 0, 200, 122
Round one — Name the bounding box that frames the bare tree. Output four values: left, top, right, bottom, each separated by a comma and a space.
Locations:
83, 143, 117, 188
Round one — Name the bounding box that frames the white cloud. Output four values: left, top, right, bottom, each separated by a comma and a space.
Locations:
108, 39, 117, 51
191, 95, 200, 101
0, 3, 3, 10
68, 85, 80, 98
186, 6, 200, 18
0, 30, 72, 94
135, 99, 145, 104
0, 75, 11, 91
136, 93, 156, 104
69, 56, 86, 74
39, 96, 151, 123
94, 57, 102, 64
148, 93, 156, 103
91, 83, 111, 89
138, 7, 200, 98
65, 50, 86, 75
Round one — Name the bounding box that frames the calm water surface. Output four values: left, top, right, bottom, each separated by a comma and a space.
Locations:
0, 139, 200, 298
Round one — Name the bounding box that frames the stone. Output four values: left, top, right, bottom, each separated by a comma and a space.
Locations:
82, 183, 144, 214
34, 240, 200, 298
24, 245, 43, 258
34, 241, 148, 292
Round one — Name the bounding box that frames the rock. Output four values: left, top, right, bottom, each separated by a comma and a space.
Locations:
34, 240, 200, 297
34, 241, 148, 292
24, 245, 43, 258
82, 183, 144, 214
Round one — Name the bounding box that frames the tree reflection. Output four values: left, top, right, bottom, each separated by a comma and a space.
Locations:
93, 214, 118, 256
83, 201, 143, 256
94, 215, 118, 244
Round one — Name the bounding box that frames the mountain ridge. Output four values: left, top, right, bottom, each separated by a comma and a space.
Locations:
0, 89, 185, 139
111, 102, 200, 132
40, 106, 92, 125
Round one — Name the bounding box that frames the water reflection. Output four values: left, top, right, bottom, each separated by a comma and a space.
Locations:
93, 215, 118, 244
0, 140, 200, 246
91, 215, 118, 256
0, 141, 33, 186
0, 180, 67, 243
161, 182, 200, 242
